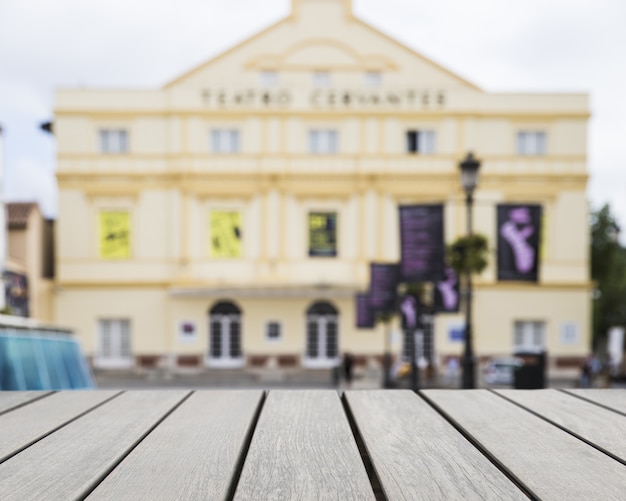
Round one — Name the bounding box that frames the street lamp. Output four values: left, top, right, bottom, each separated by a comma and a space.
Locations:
459, 152, 481, 389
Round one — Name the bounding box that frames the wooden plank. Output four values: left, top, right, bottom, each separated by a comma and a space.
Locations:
424, 390, 626, 499
234, 390, 375, 500
88, 390, 264, 501
346, 390, 527, 500
497, 389, 626, 462
564, 389, 626, 415
0, 390, 120, 463
0, 390, 189, 500
0, 391, 53, 415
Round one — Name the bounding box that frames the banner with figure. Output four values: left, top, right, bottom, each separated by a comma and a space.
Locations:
355, 293, 375, 329
210, 211, 242, 258
369, 263, 400, 314
497, 204, 542, 282
399, 204, 445, 282
434, 267, 461, 313
308, 212, 337, 257
99, 211, 131, 259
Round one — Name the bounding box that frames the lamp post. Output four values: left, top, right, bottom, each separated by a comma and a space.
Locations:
459, 152, 481, 389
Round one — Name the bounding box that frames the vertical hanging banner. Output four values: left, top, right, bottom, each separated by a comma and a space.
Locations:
99, 211, 131, 259
497, 204, 542, 282
434, 267, 460, 313
210, 211, 242, 258
400, 294, 420, 329
399, 204, 445, 282
308, 212, 338, 257
369, 263, 400, 314
355, 293, 375, 329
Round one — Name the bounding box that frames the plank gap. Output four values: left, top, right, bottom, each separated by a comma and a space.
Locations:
560, 389, 626, 417
77, 390, 193, 501
491, 390, 626, 467
341, 392, 387, 501
0, 391, 55, 417
0, 391, 124, 466
225, 390, 267, 501
418, 391, 538, 501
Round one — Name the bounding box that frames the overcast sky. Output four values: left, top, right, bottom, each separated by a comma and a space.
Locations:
1, 0, 625, 234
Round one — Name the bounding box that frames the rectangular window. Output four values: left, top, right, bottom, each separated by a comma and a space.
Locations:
99, 129, 128, 154
308, 212, 338, 257
517, 131, 547, 156
266, 321, 281, 341
98, 319, 131, 362
313, 71, 331, 88
209, 211, 242, 258
514, 321, 546, 352
406, 130, 436, 154
260, 70, 278, 87
309, 130, 338, 154
364, 71, 382, 87
211, 129, 240, 153
99, 211, 131, 259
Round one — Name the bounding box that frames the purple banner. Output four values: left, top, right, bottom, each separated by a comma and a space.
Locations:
434, 267, 460, 313
399, 204, 445, 282
400, 294, 420, 329
497, 204, 542, 282
369, 263, 400, 314
355, 293, 375, 329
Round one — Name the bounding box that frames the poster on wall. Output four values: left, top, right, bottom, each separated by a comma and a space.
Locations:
210, 211, 242, 258
308, 212, 337, 257
434, 267, 460, 313
99, 211, 131, 259
179, 321, 198, 343
355, 293, 375, 329
4, 271, 29, 317
368, 263, 400, 314
497, 204, 542, 282
399, 204, 445, 282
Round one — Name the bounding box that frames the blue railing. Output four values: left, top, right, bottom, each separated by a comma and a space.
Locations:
0, 330, 95, 390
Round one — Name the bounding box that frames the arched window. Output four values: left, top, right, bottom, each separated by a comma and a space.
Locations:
305, 301, 339, 367
207, 300, 243, 367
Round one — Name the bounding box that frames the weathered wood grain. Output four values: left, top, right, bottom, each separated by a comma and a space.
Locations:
346, 390, 527, 500
234, 390, 375, 500
0, 391, 52, 414
564, 389, 626, 415
424, 389, 626, 500
88, 390, 263, 501
0, 390, 120, 463
497, 389, 626, 462
0, 390, 189, 500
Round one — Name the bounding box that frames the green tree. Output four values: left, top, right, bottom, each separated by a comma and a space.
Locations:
447, 233, 489, 277
591, 204, 626, 347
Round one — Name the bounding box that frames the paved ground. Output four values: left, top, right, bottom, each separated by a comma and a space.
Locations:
93, 366, 625, 391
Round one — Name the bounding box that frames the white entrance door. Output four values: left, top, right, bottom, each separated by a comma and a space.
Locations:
95, 319, 133, 369
305, 314, 339, 367
208, 314, 243, 367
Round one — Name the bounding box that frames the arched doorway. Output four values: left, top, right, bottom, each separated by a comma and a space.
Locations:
304, 301, 339, 367
207, 300, 243, 367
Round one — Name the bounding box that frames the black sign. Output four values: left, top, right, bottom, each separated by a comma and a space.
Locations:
369, 263, 400, 314
4, 271, 29, 317
497, 204, 542, 282
434, 267, 461, 313
399, 204, 445, 282
355, 293, 375, 329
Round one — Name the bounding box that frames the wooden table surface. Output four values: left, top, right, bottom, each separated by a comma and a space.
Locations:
0, 389, 624, 500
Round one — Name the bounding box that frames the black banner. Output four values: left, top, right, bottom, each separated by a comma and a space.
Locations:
497, 204, 542, 282
434, 267, 461, 313
399, 204, 445, 282
355, 293, 375, 329
4, 271, 29, 317
369, 263, 400, 314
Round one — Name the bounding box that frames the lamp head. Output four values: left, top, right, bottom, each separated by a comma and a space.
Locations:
459, 152, 481, 195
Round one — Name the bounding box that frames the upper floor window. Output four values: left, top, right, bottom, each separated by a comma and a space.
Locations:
364, 71, 382, 87
517, 131, 546, 156
313, 71, 331, 88
260, 70, 278, 87
406, 130, 436, 154
309, 130, 338, 154
211, 129, 240, 154
99, 129, 128, 154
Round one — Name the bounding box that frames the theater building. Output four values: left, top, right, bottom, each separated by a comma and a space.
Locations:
54, 0, 590, 374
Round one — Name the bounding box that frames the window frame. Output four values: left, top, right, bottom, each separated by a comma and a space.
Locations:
513, 320, 546, 353
210, 129, 241, 154
406, 129, 436, 154
99, 129, 129, 154
266, 321, 282, 342
517, 131, 547, 156
94, 318, 133, 369
308, 129, 339, 154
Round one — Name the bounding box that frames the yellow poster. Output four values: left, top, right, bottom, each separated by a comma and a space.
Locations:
99, 211, 131, 259
210, 211, 242, 258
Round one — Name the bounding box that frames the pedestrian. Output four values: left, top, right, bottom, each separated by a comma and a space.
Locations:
580, 359, 591, 388
343, 352, 354, 387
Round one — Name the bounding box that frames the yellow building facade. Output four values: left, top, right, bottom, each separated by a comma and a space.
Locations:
54, 0, 590, 374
